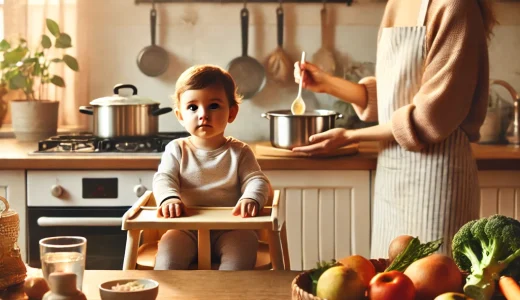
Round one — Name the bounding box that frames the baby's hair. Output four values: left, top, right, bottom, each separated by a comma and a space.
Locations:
174, 65, 242, 108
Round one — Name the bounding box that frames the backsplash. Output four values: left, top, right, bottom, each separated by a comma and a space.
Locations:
81, 1, 520, 142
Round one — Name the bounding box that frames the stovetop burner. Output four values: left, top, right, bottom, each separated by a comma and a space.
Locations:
36, 132, 190, 153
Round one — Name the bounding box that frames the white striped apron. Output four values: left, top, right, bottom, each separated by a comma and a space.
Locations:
370, 0, 480, 258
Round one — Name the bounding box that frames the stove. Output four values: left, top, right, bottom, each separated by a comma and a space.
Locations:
32, 132, 190, 154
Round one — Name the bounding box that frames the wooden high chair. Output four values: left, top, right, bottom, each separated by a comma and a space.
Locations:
121, 190, 290, 271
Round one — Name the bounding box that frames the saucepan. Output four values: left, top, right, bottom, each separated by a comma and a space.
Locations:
79, 84, 172, 138
261, 109, 343, 149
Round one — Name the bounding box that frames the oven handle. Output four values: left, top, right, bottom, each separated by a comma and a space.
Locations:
37, 217, 122, 227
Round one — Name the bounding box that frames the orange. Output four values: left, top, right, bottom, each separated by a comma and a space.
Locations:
338, 255, 376, 287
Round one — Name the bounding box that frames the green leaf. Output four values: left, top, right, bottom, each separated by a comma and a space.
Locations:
46, 19, 60, 37
63, 55, 79, 71
50, 75, 65, 87
55, 33, 72, 48
3, 48, 27, 65
33, 63, 41, 76
41, 34, 52, 49
0, 39, 10, 51
10, 73, 27, 90
23, 57, 38, 65
50, 58, 62, 63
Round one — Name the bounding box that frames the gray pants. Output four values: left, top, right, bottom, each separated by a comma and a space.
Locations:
154, 229, 259, 270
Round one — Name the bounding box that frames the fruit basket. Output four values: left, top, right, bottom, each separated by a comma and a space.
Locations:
291, 258, 508, 300
291, 259, 388, 300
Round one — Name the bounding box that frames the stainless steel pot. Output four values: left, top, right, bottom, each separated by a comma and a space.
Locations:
79, 84, 172, 138
261, 109, 343, 149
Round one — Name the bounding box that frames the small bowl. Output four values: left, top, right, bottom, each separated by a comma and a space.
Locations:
99, 278, 159, 300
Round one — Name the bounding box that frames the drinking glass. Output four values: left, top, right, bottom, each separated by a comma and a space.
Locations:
39, 236, 87, 291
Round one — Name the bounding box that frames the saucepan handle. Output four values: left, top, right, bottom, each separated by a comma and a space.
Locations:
79, 106, 93, 115
261, 113, 270, 120
151, 107, 173, 116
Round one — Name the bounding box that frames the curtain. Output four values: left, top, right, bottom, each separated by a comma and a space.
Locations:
3, 0, 88, 129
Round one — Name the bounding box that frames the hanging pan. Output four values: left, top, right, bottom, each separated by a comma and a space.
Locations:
227, 4, 266, 99
137, 0, 169, 77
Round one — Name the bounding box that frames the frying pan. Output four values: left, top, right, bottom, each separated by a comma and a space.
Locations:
227, 6, 266, 99
137, 1, 169, 77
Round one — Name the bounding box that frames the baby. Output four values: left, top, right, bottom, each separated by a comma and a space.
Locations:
152, 64, 271, 270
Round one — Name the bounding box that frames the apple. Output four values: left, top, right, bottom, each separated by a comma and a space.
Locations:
368, 271, 415, 300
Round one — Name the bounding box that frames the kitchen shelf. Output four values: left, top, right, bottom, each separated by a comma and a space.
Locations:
136, 0, 354, 4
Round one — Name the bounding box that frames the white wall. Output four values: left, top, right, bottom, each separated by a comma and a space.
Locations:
80, 1, 520, 142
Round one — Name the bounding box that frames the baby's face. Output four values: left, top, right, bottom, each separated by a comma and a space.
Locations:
176, 84, 236, 139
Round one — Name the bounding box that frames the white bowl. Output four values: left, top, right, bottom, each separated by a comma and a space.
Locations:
98, 278, 159, 300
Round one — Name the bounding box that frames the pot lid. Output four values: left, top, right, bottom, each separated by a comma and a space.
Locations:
90, 84, 160, 106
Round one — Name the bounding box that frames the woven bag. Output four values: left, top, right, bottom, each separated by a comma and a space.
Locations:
0, 196, 27, 290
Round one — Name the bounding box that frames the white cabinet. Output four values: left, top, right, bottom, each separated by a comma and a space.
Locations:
264, 170, 371, 271
479, 171, 520, 219
0, 170, 27, 262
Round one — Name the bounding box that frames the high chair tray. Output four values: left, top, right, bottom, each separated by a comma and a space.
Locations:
123, 206, 277, 230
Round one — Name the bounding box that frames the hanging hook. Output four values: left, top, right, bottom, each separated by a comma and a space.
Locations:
346, 0, 353, 6
151, 0, 156, 10
278, 0, 282, 9
322, 0, 326, 10
243, 0, 247, 9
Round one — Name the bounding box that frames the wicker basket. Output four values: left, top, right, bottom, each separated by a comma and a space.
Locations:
291, 259, 388, 300
291, 258, 509, 300
0, 196, 27, 290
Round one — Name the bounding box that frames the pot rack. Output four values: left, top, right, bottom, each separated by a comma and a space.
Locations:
136, 0, 353, 5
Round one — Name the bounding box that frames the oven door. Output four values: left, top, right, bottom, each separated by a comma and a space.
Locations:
27, 207, 130, 270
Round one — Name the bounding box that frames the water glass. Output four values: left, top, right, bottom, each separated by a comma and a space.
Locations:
39, 236, 87, 291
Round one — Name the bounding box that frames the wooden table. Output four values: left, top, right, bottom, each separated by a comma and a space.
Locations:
0, 270, 300, 300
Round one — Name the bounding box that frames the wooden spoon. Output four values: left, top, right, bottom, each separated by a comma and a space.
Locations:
291, 52, 307, 115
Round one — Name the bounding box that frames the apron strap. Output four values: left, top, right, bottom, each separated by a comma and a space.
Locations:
417, 0, 430, 26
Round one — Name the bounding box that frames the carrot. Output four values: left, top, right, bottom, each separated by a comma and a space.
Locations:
499, 276, 520, 300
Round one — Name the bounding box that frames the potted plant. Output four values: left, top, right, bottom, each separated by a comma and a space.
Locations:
1, 19, 79, 141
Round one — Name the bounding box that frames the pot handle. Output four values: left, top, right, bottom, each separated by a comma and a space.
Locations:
79, 106, 93, 115
114, 84, 138, 95
151, 107, 173, 116
261, 113, 270, 120
336, 113, 344, 120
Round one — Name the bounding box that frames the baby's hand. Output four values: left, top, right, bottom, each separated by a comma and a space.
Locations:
232, 198, 258, 218
157, 198, 185, 218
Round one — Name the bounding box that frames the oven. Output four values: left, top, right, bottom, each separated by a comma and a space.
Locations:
27, 170, 155, 270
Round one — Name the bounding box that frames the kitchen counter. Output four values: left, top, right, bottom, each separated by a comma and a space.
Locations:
1, 138, 519, 170
0, 270, 300, 300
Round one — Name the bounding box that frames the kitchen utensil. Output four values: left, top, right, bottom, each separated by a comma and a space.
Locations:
79, 84, 172, 138
265, 3, 293, 84
291, 52, 307, 115
227, 4, 266, 99
261, 109, 343, 149
312, 4, 336, 75
255, 141, 358, 157
490, 79, 520, 146
137, 0, 169, 77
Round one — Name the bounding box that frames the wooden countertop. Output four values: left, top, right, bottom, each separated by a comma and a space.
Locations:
0, 270, 300, 300
1, 138, 519, 170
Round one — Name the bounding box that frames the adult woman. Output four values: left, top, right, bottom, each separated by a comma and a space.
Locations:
293, 0, 496, 257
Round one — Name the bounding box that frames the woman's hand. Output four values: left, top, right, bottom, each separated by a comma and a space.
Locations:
232, 198, 259, 218
294, 60, 330, 93
157, 198, 186, 218
292, 128, 358, 155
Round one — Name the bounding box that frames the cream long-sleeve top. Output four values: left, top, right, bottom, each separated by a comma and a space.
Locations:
153, 137, 271, 208
354, 0, 489, 151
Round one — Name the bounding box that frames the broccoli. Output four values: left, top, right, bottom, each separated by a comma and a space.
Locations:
452, 214, 520, 300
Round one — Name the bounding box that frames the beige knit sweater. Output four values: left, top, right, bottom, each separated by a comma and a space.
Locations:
356, 0, 489, 151
153, 137, 271, 208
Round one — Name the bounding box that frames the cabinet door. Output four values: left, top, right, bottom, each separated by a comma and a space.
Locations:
264, 170, 370, 271
479, 171, 520, 219
0, 170, 27, 262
